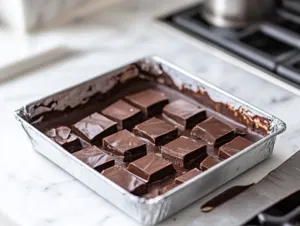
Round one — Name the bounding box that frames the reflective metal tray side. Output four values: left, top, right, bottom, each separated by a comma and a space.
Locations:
14, 56, 286, 225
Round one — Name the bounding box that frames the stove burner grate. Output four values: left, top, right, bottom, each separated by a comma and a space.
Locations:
158, 1, 300, 87
244, 190, 300, 226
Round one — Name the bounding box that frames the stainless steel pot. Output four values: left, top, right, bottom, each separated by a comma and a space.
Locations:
202, 0, 277, 28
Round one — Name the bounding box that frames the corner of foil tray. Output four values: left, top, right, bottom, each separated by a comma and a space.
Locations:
271, 116, 286, 135
13, 106, 29, 122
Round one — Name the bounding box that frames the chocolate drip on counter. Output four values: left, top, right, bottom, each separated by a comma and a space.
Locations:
201, 184, 254, 213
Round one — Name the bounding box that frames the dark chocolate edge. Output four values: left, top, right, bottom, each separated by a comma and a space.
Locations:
62, 137, 83, 153
123, 144, 147, 162
183, 146, 208, 168
161, 147, 186, 168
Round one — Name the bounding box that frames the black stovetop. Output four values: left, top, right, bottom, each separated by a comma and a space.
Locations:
159, 0, 300, 86
244, 189, 300, 226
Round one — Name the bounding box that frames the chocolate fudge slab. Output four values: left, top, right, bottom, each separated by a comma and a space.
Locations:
125, 89, 169, 117
161, 136, 207, 168
175, 168, 202, 184
163, 169, 202, 194
163, 99, 206, 128
200, 156, 222, 171
73, 112, 117, 146
133, 117, 178, 146
162, 182, 179, 193
73, 146, 114, 172
46, 126, 83, 153
103, 130, 146, 162
102, 166, 147, 196
218, 136, 253, 159
127, 153, 176, 183
102, 100, 143, 130
191, 116, 235, 147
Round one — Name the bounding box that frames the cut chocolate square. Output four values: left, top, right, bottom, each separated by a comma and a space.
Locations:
218, 136, 253, 159
73, 112, 117, 146
200, 156, 222, 171
102, 100, 143, 130
102, 166, 147, 196
133, 117, 178, 146
103, 130, 146, 162
125, 89, 169, 117
73, 146, 114, 172
127, 153, 175, 183
175, 168, 202, 184
191, 117, 235, 147
163, 169, 202, 193
162, 182, 179, 194
163, 99, 206, 128
46, 126, 83, 153
161, 136, 207, 169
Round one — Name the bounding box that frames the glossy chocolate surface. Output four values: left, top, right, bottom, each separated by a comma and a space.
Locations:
133, 117, 178, 145
39, 74, 265, 198
218, 136, 253, 159
161, 136, 207, 169
102, 166, 147, 195
163, 99, 206, 128
127, 153, 176, 183
73, 112, 117, 145
191, 116, 235, 147
103, 130, 147, 162
73, 146, 114, 172
46, 126, 83, 153
175, 168, 202, 184
125, 89, 168, 117
162, 182, 179, 193
102, 100, 143, 130
161, 168, 202, 194
200, 156, 222, 171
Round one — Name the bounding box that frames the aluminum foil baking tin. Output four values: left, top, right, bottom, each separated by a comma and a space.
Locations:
14, 56, 286, 225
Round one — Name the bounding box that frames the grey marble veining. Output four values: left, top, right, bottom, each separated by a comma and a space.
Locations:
0, 0, 299, 225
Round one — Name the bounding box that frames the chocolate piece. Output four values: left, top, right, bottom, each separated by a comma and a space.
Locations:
125, 89, 169, 117
163, 99, 206, 128
46, 126, 83, 153
160, 169, 203, 194
161, 136, 207, 168
73, 146, 114, 172
102, 100, 143, 130
73, 112, 117, 145
191, 117, 235, 147
133, 117, 178, 145
102, 166, 147, 196
103, 130, 146, 162
218, 136, 253, 159
200, 156, 222, 171
162, 182, 179, 193
127, 153, 176, 183
175, 168, 202, 184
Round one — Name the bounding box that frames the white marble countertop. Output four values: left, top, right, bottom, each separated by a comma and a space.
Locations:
0, 0, 300, 225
